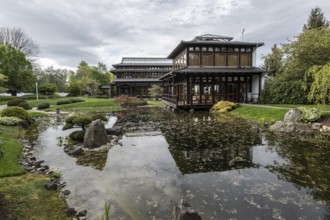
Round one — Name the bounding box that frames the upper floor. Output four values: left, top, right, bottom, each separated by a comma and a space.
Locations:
168, 34, 264, 70
112, 57, 172, 79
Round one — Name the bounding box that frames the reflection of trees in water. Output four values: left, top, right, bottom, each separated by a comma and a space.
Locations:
161, 113, 262, 174
264, 132, 330, 207
75, 150, 109, 170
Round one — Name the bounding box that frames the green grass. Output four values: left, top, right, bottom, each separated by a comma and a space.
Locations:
231, 105, 289, 124
265, 104, 330, 111
147, 100, 164, 107
0, 125, 25, 177
28, 111, 49, 118
0, 173, 70, 220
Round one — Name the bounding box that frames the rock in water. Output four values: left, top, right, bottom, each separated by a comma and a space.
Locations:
83, 119, 109, 148
173, 199, 202, 220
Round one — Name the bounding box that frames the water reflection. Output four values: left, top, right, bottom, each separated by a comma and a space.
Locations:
33, 108, 330, 219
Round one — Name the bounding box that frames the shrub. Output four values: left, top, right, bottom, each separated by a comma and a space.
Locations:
72, 116, 93, 129
1, 106, 28, 120
210, 101, 238, 113
68, 130, 85, 142
18, 102, 30, 110
91, 114, 108, 121
37, 102, 50, 110
62, 123, 74, 130
114, 95, 146, 106
298, 107, 321, 123
56, 99, 85, 105
7, 99, 26, 107
0, 116, 22, 126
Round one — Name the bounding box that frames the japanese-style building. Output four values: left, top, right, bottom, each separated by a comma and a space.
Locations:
161, 34, 264, 110
112, 57, 172, 98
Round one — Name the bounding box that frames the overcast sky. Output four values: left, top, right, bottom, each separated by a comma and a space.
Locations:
0, 0, 329, 70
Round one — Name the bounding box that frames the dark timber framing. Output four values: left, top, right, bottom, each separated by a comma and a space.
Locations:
161, 34, 265, 110
112, 57, 172, 98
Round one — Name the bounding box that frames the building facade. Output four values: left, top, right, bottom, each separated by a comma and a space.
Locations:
161, 34, 264, 110
112, 57, 172, 98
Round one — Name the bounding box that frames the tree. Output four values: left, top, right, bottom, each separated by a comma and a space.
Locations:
303, 7, 329, 30
0, 27, 39, 59
148, 84, 163, 100
262, 44, 283, 76
0, 44, 35, 95
305, 62, 330, 105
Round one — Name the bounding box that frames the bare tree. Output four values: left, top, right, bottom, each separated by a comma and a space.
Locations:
0, 26, 39, 59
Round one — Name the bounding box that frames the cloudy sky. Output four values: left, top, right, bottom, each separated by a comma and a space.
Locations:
0, 0, 329, 70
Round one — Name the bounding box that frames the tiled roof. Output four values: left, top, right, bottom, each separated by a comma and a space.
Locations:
112, 69, 171, 73
112, 63, 172, 67
160, 66, 264, 79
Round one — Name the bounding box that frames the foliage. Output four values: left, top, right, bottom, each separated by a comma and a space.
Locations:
34, 66, 70, 93
0, 44, 35, 93
0, 116, 23, 126
148, 84, 163, 99
67, 61, 115, 96
101, 200, 111, 220
0, 26, 39, 58
39, 83, 57, 95
303, 7, 329, 30
262, 44, 284, 76
91, 114, 108, 121
259, 80, 309, 104
1, 106, 28, 120
63, 114, 92, 130
62, 123, 73, 130
114, 95, 147, 106
68, 130, 85, 142
37, 102, 50, 110
305, 62, 330, 105
57, 99, 84, 105
210, 101, 237, 113
298, 107, 321, 123
18, 101, 30, 110
7, 99, 26, 106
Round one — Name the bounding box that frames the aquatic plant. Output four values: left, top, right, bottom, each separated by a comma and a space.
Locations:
100, 200, 111, 220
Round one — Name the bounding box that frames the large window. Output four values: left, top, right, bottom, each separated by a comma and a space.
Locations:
215, 53, 226, 66
202, 53, 213, 66
228, 54, 239, 66
189, 53, 200, 66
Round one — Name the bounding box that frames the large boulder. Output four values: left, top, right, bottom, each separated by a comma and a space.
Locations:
83, 119, 109, 148
283, 108, 301, 123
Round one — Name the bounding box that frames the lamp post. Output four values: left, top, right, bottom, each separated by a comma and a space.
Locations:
35, 82, 39, 101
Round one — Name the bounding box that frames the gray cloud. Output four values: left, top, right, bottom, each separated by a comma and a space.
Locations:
0, 0, 329, 69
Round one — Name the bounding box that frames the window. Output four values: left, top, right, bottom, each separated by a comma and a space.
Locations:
240, 54, 251, 66
208, 47, 213, 52
202, 47, 207, 52
189, 47, 194, 51
221, 47, 227, 52
228, 54, 239, 66
215, 47, 220, 52
195, 47, 200, 51
202, 53, 213, 66
215, 54, 226, 66
189, 53, 200, 66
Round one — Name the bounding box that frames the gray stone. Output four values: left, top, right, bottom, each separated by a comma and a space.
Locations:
173, 200, 202, 220
311, 123, 322, 130
77, 210, 88, 217
68, 146, 83, 155
83, 119, 110, 148
45, 181, 58, 190
62, 189, 71, 196
283, 108, 301, 123
106, 126, 122, 135
66, 208, 77, 217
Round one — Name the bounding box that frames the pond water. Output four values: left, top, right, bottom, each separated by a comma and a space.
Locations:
33, 108, 330, 220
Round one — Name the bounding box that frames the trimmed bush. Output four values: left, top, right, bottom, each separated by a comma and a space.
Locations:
37, 102, 50, 110
91, 114, 107, 121
1, 106, 28, 120
211, 101, 238, 113
7, 99, 26, 107
0, 116, 22, 126
56, 99, 85, 105
72, 116, 93, 129
68, 130, 85, 142
62, 123, 74, 130
114, 95, 147, 106
298, 107, 321, 123
18, 102, 30, 110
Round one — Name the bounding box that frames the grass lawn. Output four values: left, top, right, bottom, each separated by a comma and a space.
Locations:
0, 125, 25, 177
231, 105, 289, 124
0, 125, 70, 219
147, 100, 164, 107
0, 173, 70, 220
266, 104, 330, 111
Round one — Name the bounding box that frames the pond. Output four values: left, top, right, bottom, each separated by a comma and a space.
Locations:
33, 108, 330, 220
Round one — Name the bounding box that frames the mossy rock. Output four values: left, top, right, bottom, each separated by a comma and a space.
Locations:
68, 130, 85, 142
